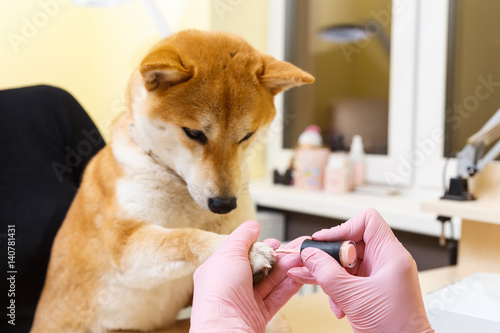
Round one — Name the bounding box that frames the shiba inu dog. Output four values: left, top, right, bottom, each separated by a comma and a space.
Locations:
31, 30, 313, 332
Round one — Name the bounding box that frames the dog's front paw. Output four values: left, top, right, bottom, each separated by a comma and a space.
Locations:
249, 242, 277, 283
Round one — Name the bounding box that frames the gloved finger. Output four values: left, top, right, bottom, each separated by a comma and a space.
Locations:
300, 247, 353, 289
262, 238, 281, 250
312, 208, 393, 247
220, 220, 260, 255
328, 297, 346, 319
355, 240, 365, 261
262, 277, 303, 318
311, 211, 368, 242
287, 267, 318, 285
254, 250, 303, 298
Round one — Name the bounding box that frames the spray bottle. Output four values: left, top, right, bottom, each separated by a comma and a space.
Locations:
349, 135, 365, 188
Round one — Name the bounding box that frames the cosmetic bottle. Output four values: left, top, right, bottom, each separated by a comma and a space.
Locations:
324, 152, 351, 194
294, 147, 329, 190
349, 135, 365, 188
294, 125, 329, 190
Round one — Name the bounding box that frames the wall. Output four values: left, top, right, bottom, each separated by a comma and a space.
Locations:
0, 0, 268, 177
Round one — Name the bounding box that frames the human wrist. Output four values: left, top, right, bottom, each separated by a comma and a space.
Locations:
189, 316, 261, 333
190, 300, 266, 333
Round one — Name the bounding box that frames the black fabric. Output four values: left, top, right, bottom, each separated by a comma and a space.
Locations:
0, 85, 105, 332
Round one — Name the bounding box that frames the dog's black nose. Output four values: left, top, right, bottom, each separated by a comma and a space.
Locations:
208, 197, 237, 214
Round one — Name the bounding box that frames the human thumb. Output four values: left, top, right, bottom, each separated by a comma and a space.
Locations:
222, 220, 260, 255
328, 296, 346, 319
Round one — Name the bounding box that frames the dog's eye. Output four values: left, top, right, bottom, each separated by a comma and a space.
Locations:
182, 127, 207, 144
239, 132, 254, 144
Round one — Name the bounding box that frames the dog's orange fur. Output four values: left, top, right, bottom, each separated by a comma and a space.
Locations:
31, 30, 313, 332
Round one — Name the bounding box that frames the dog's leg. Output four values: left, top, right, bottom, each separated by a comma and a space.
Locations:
103, 220, 226, 288
100, 219, 276, 331
102, 220, 276, 288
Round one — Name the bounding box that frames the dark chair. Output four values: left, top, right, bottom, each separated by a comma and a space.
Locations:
0, 85, 106, 332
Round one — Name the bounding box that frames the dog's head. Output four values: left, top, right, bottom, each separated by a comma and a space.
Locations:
127, 30, 313, 214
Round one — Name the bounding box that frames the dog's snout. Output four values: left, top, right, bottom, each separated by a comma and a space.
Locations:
208, 197, 237, 214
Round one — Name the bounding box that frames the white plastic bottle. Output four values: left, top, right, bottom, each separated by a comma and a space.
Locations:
324, 152, 351, 194
349, 135, 365, 188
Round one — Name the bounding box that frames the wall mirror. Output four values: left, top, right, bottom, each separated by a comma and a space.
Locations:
267, 0, 417, 187
283, 0, 391, 155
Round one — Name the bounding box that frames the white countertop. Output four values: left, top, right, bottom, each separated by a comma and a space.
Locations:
250, 180, 453, 238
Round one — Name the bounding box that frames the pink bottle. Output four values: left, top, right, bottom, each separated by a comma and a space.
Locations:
294, 147, 330, 190
294, 125, 329, 190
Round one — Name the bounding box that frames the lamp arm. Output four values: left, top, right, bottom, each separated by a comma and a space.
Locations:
477, 139, 500, 172
141, 0, 171, 37
72, 0, 172, 37
456, 107, 500, 177
467, 107, 500, 146
365, 20, 391, 55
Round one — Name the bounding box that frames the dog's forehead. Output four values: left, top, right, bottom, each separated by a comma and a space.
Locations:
191, 95, 269, 137
180, 41, 274, 130
172, 31, 262, 66
147, 31, 276, 132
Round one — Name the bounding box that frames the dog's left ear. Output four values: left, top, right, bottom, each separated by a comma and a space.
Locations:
258, 54, 315, 95
140, 48, 193, 91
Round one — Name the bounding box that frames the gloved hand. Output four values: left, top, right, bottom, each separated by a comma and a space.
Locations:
190, 220, 305, 333
288, 208, 434, 333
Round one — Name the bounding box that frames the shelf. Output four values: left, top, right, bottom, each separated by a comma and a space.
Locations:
250, 180, 445, 237
421, 199, 500, 225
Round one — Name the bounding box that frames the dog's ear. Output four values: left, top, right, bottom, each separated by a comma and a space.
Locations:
258, 54, 314, 95
140, 49, 193, 91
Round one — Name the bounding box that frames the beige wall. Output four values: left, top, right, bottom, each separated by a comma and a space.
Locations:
0, 0, 268, 178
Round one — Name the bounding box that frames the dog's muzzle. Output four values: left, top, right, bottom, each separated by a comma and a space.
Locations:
208, 197, 237, 214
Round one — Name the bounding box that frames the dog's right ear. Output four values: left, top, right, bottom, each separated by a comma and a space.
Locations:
140, 49, 193, 91
258, 54, 315, 95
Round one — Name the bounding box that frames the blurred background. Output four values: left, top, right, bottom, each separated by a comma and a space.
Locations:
2, 0, 499, 179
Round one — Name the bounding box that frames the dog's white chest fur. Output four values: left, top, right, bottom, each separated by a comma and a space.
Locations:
117, 174, 208, 229
97, 138, 253, 331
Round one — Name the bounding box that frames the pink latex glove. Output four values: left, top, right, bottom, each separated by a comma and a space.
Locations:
190, 220, 305, 333
288, 208, 434, 333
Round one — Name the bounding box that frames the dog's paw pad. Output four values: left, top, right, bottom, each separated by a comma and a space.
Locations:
249, 242, 277, 283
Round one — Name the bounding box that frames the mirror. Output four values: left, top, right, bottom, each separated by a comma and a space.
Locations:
282, 0, 392, 155
445, 0, 500, 158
